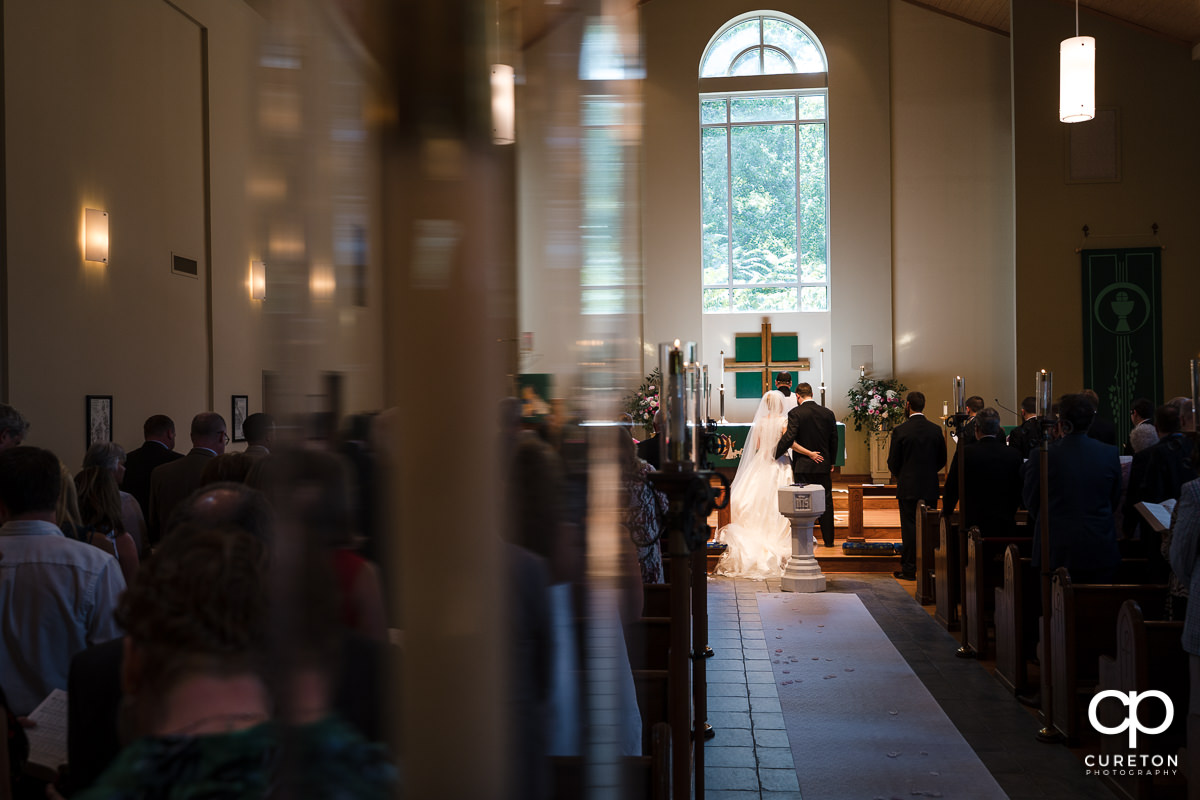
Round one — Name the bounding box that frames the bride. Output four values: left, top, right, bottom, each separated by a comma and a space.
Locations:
715, 390, 794, 579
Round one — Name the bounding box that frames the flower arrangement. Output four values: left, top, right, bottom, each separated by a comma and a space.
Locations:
845, 376, 908, 433
624, 367, 662, 432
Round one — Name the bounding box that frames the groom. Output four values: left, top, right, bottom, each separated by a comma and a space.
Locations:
775, 383, 839, 547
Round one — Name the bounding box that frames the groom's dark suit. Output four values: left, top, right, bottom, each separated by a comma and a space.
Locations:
776, 399, 839, 546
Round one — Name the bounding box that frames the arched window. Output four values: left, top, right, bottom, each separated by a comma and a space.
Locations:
699, 13, 829, 314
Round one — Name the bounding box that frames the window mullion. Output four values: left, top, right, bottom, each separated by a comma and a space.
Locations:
725, 115, 733, 306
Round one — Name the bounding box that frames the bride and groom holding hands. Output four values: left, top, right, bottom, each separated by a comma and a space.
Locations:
716, 375, 838, 579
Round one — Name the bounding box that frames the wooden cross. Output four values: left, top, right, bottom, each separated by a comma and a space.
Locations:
722, 321, 810, 399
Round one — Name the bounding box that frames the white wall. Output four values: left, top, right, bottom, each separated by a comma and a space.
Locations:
642, 0, 894, 472
3, 0, 386, 465
889, 1, 1016, 421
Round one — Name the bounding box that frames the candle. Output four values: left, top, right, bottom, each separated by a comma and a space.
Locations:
943, 401, 949, 418
954, 376, 965, 414
720, 383, 726, 423
703, 365, 710, 421
820, 347, 824, 385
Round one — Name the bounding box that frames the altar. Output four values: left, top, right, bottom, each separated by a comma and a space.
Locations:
709, 421, 846, 469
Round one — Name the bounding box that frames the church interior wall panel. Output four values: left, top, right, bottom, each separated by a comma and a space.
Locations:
4, 0, 386, 465
889, 0, 1017, 422
5, 0, 210, 465
1012, 0, 1200, 405
517, 14, 588, 382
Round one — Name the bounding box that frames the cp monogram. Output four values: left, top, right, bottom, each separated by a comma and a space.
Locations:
1089, 690, 1174, 748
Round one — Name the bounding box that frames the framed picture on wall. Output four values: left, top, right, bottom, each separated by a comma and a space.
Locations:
232, 395, 249, 442
86, 395, 113, 450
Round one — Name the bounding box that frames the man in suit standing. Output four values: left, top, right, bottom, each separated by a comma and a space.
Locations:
887, 391, 947, 580
1006, 397, 1040, 460
775, 382, 839, 547
241, 413, 275, 458
942, 408, 1023, 537
1023, 393, 1121, 583
147, 412, 227, 546
121, 415, 183, 517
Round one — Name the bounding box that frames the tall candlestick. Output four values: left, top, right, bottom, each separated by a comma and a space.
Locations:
668, 340, 685, 463
953, 376, 965, 414
1191, 358, 1199, 432
1035, 369, 1053, 419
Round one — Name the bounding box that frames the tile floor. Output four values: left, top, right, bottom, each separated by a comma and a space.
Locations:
699, 573, 1118, 800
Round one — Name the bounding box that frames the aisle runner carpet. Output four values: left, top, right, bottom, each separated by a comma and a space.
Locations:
757, 592, 1007, 800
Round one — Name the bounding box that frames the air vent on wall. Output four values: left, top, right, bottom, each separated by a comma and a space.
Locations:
172, 252, 199, 278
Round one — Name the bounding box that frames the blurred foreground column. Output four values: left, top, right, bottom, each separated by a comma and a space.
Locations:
379, 0, 514, 796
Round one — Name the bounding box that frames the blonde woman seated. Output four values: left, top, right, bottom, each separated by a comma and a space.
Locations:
716, 391, 794, 579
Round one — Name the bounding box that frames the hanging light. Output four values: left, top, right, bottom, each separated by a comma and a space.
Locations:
1059, 0, 1095, 123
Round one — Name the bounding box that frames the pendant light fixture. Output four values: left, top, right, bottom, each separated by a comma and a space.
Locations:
1059, 0, 1095, 123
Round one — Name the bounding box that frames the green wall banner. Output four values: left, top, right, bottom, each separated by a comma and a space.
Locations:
1081, 248, 1162, 447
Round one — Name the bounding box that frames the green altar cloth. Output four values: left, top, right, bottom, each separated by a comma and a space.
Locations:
711, 421, 846, 468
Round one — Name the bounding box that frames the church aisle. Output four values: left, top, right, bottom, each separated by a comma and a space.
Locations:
704, 574, 1119, 800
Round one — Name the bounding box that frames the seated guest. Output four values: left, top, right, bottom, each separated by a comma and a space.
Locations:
1006, 396, 1041, 460
1023, 394, 1122, 583
71, 527, 395, 799
942, 407, 1023, 537
84, 442, 148, 557
74, 467, 140, 586
0, 447, 125, 716
1124, 404, 1198, 582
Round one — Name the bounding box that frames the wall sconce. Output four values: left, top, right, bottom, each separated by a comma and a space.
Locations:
251, 260, 266, 300
310, 263, 336, 300
491, 64, 515, 145
1059, 0, 1095, 123
85, 209, 109, 263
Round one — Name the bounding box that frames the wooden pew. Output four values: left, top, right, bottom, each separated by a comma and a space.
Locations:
643, 583, 670, 618
934, 515, 960, 631
993, 546, 1037, 694
626, 617, 671, 671
846, 483, 897, 540
552, 722, 670, 800
963, 530, 1032, 659
915, 500, 941, 605
1095, 600, 1187, 800
1048, 569, 1169, 743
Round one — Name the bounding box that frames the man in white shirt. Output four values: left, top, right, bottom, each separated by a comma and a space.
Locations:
0, 446, 125, 715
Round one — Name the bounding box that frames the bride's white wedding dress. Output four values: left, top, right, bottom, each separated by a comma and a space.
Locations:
716, 390, 794, 579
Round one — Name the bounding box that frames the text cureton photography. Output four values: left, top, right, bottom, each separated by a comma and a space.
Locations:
1084, 754, 1179, 777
